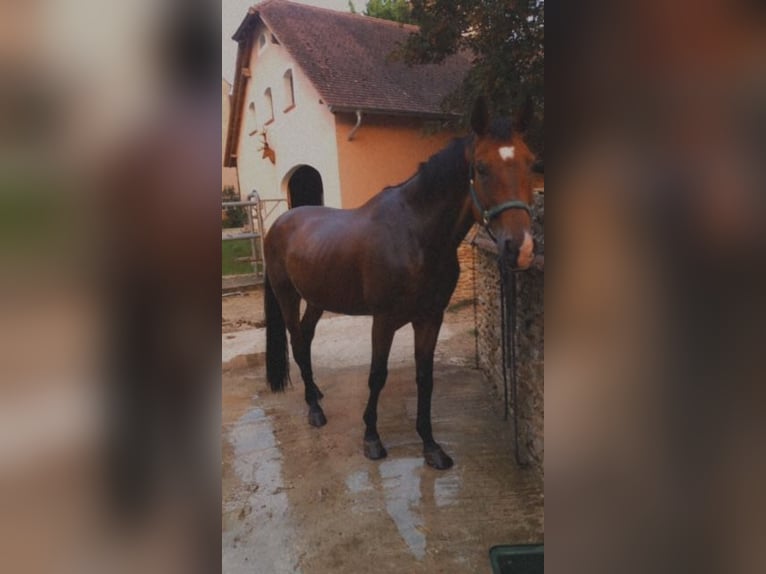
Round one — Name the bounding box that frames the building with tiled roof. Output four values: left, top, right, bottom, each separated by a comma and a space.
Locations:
224, 0, 470, 218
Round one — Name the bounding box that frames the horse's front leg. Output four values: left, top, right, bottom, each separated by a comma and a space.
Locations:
413, 313, 453, 469
362, 316, 396, 460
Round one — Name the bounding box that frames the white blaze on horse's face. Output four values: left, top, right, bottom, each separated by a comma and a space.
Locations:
498, 146, 515, 161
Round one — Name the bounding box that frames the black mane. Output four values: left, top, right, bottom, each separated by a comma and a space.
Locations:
413, 118, 513, 195
394, 119, 513, 204
411, 137, 470, 200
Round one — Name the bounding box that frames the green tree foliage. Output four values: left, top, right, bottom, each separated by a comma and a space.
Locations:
222, 186, 247, 228
364, 0, 416, 24
401, 0, 544, 155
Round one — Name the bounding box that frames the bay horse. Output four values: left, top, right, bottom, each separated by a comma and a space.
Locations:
263, 97, 537, 469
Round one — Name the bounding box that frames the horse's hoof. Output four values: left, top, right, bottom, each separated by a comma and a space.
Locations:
363, 438, 388, 460
308, 408, 327, 428
424, 445, 453, 470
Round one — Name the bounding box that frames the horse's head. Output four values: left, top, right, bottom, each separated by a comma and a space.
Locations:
467, 96, 537, 270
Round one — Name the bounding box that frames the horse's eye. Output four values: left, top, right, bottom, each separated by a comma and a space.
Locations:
476, 163, 489, 177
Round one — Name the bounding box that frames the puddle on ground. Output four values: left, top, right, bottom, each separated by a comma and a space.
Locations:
344, 457, 463, 561
224, 405, 303, 574
434, 473, 461, 507
379, 458, 426, 560
345, 469, 373, 493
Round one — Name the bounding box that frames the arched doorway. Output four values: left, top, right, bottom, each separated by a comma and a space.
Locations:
287, 165, 323, 208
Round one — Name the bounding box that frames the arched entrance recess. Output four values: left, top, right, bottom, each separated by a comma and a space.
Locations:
287, 165, 323, 208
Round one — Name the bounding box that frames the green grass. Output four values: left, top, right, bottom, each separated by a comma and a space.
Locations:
222, 239, 257, 275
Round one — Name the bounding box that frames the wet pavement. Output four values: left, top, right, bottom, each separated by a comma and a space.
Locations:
222, 314, 543, 573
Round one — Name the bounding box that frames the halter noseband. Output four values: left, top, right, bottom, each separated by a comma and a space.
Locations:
468, 164, 532, 237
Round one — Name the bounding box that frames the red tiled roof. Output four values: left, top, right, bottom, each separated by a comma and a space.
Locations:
235, 0, 471, 117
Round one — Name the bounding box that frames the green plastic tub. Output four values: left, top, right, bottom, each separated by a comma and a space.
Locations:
489, 544, 544, 574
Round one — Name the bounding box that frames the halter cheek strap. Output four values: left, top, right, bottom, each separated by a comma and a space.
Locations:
469, 165, 533, 233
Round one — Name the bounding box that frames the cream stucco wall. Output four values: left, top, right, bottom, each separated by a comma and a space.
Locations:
334, 113, 458, 208
222, 78, 239, 195
235, 23, 341, 227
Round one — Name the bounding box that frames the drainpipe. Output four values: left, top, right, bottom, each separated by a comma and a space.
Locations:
347, 110, 363, 141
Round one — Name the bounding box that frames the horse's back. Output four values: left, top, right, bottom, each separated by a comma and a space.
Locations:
264, 205, 376, 313
266, 205, 360, 258
263, 189, 437, 316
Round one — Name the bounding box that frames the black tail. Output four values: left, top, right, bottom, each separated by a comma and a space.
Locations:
264, 275, 290, 392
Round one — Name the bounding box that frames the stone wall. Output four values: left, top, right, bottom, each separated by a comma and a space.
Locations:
449, 241, 476, 306
475, 192, 544, 476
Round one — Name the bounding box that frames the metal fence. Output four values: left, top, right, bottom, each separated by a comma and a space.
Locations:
222, 192, 286, 289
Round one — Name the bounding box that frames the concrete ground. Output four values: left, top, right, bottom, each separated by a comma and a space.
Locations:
222, 292, 543, 573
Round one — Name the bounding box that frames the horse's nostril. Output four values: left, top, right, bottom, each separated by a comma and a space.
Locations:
504, 239, 519, 265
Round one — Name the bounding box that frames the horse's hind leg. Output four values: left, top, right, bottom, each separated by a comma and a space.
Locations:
279, 290, 327, 427
300, 302, 325, 406
362, 316, 396, 460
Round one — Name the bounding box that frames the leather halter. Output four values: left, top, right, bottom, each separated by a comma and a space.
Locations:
468, 164, 532, 239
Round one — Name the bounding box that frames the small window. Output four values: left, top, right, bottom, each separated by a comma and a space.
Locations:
247, 102, 257, 135
258, 33, 267, 53
283, 69, 295, 111
264, 88, 274, 124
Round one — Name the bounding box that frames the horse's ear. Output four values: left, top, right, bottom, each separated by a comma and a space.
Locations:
514, 95, 534, 135
470, 95, 489, 136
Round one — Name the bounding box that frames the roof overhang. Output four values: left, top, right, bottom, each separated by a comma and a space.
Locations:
232, 7, 260, 42
224, 9, 262, 168
328, 106, 461, 121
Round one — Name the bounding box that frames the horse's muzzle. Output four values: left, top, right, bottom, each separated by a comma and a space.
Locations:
502, 232, 535, 270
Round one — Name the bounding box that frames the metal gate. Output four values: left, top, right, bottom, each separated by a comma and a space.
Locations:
222, 191, 286, 290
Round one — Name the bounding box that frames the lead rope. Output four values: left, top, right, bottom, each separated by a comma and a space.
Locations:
499, 257, 528, 467
499, 261, 509, 421
472, 240, 479, 369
